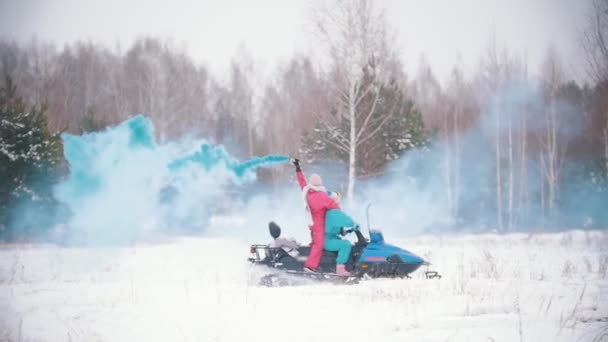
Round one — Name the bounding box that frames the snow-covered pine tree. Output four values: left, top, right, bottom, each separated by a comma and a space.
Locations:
0, 77, 63, 238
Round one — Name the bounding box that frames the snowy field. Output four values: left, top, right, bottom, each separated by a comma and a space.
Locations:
1, 229, 607, 342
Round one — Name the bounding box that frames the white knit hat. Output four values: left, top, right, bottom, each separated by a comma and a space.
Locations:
309, 173, 322, 186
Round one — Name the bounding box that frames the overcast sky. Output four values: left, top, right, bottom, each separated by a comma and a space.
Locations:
0, 0, 592, 83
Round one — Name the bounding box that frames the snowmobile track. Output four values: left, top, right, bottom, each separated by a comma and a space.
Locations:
259, 271, 360, 287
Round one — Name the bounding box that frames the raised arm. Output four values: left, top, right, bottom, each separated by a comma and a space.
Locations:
291, 158, 307, 189
296, 170, 307, 189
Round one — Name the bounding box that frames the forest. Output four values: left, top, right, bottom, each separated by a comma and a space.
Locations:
1, 0, 608, 238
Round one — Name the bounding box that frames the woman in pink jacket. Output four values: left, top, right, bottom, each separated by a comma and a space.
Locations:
290, 158, 339, 272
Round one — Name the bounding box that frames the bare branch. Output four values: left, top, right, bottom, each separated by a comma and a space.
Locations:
355, 88, 380, 143
320, 134, 349, 154
319, 119, 350, 151
357, 95, 398, 147
354, 79, 376, 107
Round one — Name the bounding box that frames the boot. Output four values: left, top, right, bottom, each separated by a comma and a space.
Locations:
336, 264, 351, 276
303, 266, 316, 273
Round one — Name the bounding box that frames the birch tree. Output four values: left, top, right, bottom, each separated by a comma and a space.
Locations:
539, 47, 567, 219
477, 41, 526, 231
478, 41, 505, 231
516, 61, 530, 227
309, 0, 396, 200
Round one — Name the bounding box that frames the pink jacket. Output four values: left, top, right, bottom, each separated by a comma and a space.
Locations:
296, 171, 339, 228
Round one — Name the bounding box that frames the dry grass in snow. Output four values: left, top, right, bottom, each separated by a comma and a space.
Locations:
0, 230, 607, 342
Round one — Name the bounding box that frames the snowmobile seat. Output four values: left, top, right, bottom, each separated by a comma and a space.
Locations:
265, 221, 340, 272
296, 247, 338, 260
269, 221, 281, 239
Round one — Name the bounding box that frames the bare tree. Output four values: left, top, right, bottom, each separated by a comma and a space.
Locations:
270, 57, 326, 151
476, 39, 527, 231
123, 38, 202, 140
582, 0, 608, 181
441, 62, 480, 220
502, 58, 525, 231
443, 67, 462, 219
539, 47, 568, 219
309, 0, 397, 200
582, 0, 608, 84
229, 47, 256, 157
478, 40, 505, 231
258, 56, 329, 182
412, 55, 443, 133
516, 60, 531, 227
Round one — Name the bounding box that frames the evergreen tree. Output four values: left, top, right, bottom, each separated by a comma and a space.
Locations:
358, 81, 429, 176
0, 78, 63, 238
301, 78, 428, 177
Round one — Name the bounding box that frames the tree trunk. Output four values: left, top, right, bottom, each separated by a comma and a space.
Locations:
453, 101, 461, 220
548, 99, 557, 217
495, 108, 503, 232
517, 105, 528, 227
247, 109, 254, 156
347, 84, 357, 201
443, 114, 453, 217
508, 107, 514, 232
540, 154, 546, 225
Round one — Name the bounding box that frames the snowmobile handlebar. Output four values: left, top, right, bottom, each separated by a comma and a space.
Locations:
354, 230, 367, 246
339, 227, 366, 244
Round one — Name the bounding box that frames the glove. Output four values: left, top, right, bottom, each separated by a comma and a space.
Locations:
289, 157, 301, 171
340, 227, 354, 235
353, 224, 360, 231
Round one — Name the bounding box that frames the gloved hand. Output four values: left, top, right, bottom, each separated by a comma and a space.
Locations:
289, 157, 301, 171
353, 224, 360, 231
340, 227, 354, 235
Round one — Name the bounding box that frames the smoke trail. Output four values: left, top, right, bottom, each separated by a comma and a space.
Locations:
168, 145, 289, 182
54, 115, 289, 244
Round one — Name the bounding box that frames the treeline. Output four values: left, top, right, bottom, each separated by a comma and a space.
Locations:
0, 36, 427, 180
1, 0, 607, 235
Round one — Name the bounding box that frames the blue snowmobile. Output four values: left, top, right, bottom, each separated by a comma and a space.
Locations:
248, 218, 441, 286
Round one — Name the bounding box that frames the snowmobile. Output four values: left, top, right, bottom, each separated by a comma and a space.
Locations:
248, 214, 441, 286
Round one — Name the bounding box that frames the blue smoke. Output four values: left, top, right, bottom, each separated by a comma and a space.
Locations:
54, 115, 289, 244
168, 145, 289, 182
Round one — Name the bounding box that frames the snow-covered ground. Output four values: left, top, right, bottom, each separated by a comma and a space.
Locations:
1, 230, 607, 342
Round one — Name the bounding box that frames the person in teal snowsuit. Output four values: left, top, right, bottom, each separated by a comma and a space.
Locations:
324, 192, 359, 276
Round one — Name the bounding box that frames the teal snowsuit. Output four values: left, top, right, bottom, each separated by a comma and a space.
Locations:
324, 209, 358, 264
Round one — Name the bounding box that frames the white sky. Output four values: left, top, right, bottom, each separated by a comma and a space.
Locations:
0, 0, 592, 83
